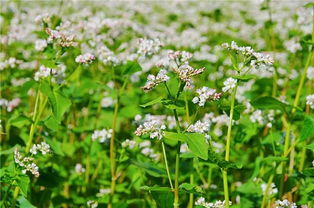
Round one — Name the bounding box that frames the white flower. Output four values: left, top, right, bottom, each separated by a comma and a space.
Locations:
307, 67, 314, 80
96, 188, 111, 197
261, 183, 278, 195
284, 38, 302, 53
87, 200, 98, 208
195, 197, 232, 208
173, 64, 205, 88
137, 38, 162, 56
192, 86, 221, 106
101, 97, 115, 108
29, 142, 51, 155
35, 39, 47, 51
306, 94, 314, 109
34, 65, 51, 81
222, 78, 237, 93
135, 119, 166, 140
275, 199, 297, 208
121, 139, 137, 149
250, 110, 264, 125
142, 69, 170, 92
75, 53, 95, 64
187, 120, 210, 134
222, 41, 273, 69
14, 149, 40, 177
180, 143, 189, 153
92, 129, 113, 143
75, 163, 85, 174
6, 98, 21, 112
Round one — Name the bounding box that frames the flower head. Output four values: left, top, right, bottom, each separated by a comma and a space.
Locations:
222, 78, 237, 93
142, 69, 170, 92
192, 87, 221, 106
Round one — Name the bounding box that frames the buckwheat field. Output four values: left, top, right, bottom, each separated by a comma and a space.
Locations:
0, 1, 314, 207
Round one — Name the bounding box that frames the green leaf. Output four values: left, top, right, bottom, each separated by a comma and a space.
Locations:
262, 156, 287, 163
151, 189, 174, 208
300, 116, 314, 142
161, 99, 185, 110
251, 96, 289, 112
184, 133, 208, 160
17, 196, 36, 208
304, 2, 314, 8
207, 149, 242, 169
121, 61, 142, 75
142, 186, 173, 208
262, 131, 281, 144
54, 92, 71, 121
303, 168, 314, 177
306, 142, 314, 150
9, 115, 31, 128
17, 175, 30, 196
141, 185, 171, 192
237, 180, 261, 195
40, 80, 58, 119
45, 138, 64, 156
140, 96, 163, 108
164, 132, 186, 143
40, 59, 58, 68
179, 183, 204, 194
232, 74, 256, 82
44, 115, 59, 131
132, 161, 166, 178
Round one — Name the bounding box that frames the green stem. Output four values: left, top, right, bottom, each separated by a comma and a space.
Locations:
161, 141, 174, 189
25, 89, 40, 152
187, 172, 194, 208
280, 48, 313, 196
222, 84, 238, 208
108, 97, 119, 208
173, 82, 185, 208
261, 174, 274, 208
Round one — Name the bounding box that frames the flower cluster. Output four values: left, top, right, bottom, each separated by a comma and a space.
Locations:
307, 67, 314, 80
121, 139, 137, 149
167, 50, 193, 65
87, 200, 98, 208
195, 197, 232, 208
135, 118, 166, 140
97, 46, 120, 66
30, 142, 51, 155
275, 200, 297, 208
35, 39, 48, 51
14, 149, 39, 177
75, 53, 96, 64
0, 98, 21, 112
0, 57, 23, 70
92, 129, 113, 143
34, 65, 66, 83
222, 78, 237, 93
101, 96, 116, 108
137, 38, 162, 56
187, 120, 210, 134
249, 110, 275, 128
192, 87, 221, 106
306, 94, 314, 109
139, 140, 160, 161
75, 163, 85, 174
46, 28, 76, 47
261, 182, 278, 195
96, 188, 111, 197
222, 41, 273, 70
142, 69, 170, 92
173, 64, 205, 88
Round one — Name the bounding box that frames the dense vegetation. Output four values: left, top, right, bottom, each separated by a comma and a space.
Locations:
0, 1, 313, 207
